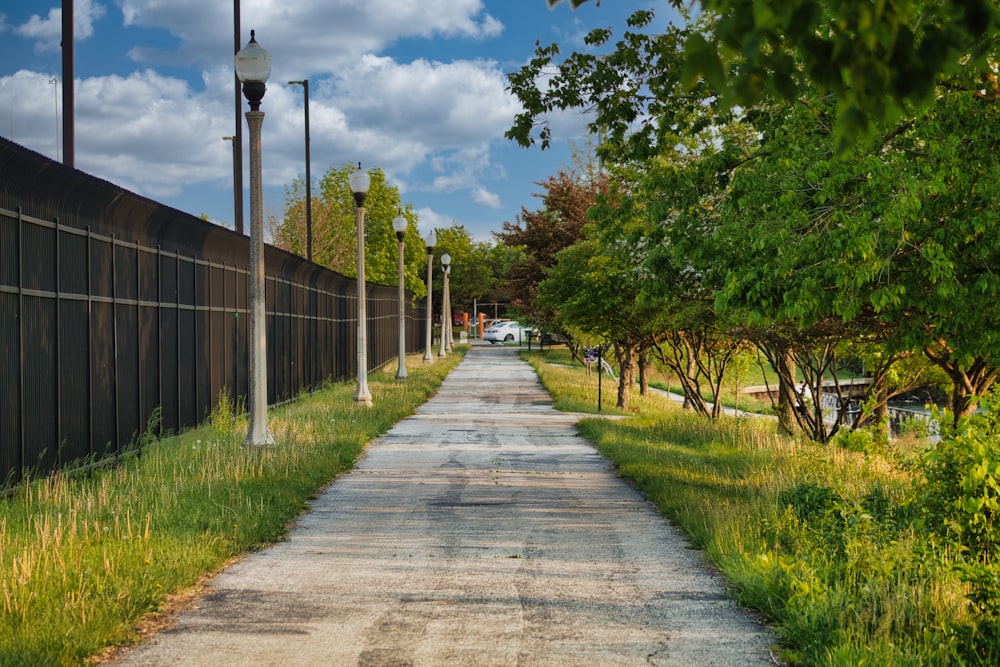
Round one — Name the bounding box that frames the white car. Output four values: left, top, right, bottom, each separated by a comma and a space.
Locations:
483, 320, 527, 344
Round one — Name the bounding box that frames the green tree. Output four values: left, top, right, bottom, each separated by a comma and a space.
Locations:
536, 170, 661, 410
545, 0, 1000, 150
717, 82, 1000, 424
272, 164, 426, 297
496, 170, 607, 330
511, 5, 1000, 427
431, 225, 501, 320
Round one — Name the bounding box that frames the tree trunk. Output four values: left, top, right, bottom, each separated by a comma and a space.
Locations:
776, 348, 798, 436
637, 349, 649, 396
617, 344, 634, 410
924, 350, 999, 426
872, 374, 889, 431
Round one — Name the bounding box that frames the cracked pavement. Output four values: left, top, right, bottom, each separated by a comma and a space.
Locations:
114, 344, 776, 666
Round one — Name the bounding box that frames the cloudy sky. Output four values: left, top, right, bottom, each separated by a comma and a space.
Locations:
0, 0, 673, 241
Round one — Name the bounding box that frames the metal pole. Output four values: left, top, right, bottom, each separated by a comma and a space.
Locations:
61, 0, 74, 167
303, 81, 311, 261
598, 345, 604, 413
232, 1, 244, 234
50, 79, 60, 161
244, 108, 274, 445
289, 80, 312, 260
396, 233, 407, 379
423, 245, 434, 363
223, 136, 238, 231
354, 200, 372, 405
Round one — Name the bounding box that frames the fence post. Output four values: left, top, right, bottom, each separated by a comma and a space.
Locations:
17, 207, 25, 482
87, 227, 93, 462
111, 234, 121, 456
56, 219, 63, 465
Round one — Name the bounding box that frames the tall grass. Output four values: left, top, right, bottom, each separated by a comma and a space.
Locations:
0, 351, 465, 666
521, 349, 668, 414
528, 352, 979, 666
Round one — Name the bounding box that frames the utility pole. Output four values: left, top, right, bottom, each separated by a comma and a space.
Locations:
61, 0, 74, 167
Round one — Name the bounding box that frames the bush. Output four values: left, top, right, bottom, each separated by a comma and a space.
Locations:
919, 393, 1000, 662
921, 407, 1000, 562
831, 425, 887, 456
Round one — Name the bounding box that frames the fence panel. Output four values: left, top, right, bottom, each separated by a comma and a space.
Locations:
0, 137, 426, 488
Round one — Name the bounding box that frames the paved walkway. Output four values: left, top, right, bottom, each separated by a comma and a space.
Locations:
115, 345, 776, 666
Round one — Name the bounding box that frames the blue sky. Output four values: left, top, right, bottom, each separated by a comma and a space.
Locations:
0, 0, 676, 241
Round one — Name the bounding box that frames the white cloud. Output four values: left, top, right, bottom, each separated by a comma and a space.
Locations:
471, 187, 501, 209
72, 69, 230, 196
414, 207, 456, 234
118, 0, 505, 74
337, 56, 519, 145
16, 0, 107, 52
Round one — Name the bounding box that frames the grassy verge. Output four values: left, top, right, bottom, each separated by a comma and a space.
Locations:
520, 349, 671, 415
525, 350, 980, 666
650, 379, 775, 415
0, 350, 465, 666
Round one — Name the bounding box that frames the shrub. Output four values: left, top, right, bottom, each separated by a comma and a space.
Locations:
921, 407, 1000, 562
919, 392, 1000, 662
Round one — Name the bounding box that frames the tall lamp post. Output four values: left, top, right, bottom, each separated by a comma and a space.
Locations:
287, 79, 312, 261
392, 214, 408, 379
350, 164, 373, 406
235, 30, 274, 446
445, 256, 454, 353
422, 230, 435, 364
439, 253, 451, 357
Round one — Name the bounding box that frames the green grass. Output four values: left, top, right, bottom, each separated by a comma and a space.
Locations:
0, 350, 466, 666
528, 354, 978, 666
520, 348, 670, 415
650, 379, 776, 415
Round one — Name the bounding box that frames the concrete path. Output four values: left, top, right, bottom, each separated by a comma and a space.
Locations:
115, 345, 776, 666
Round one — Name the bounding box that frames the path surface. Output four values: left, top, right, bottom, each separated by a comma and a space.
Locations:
115, 345, 776, 666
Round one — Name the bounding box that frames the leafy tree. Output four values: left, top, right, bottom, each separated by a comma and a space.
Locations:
271, 164, 426, 297
717, 81, 1000, 424
537, 224, 650, 410
545, 0, 1000, 150
495, 170, 607, 329
512, 4, 1000, 429
508, 10, 706, 163
431, 225, 502, 320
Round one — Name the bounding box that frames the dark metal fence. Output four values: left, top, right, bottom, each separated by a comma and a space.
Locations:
0, 137, 425, 488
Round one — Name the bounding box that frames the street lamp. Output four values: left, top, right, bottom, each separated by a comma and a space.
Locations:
392, 213, 408, 379
350, 163, 373, 406
287, 79, 312, 261
445, 256, 455, 353
439, 253, 451, 357
235, 29, 274, 446
422, 230, 435, 364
